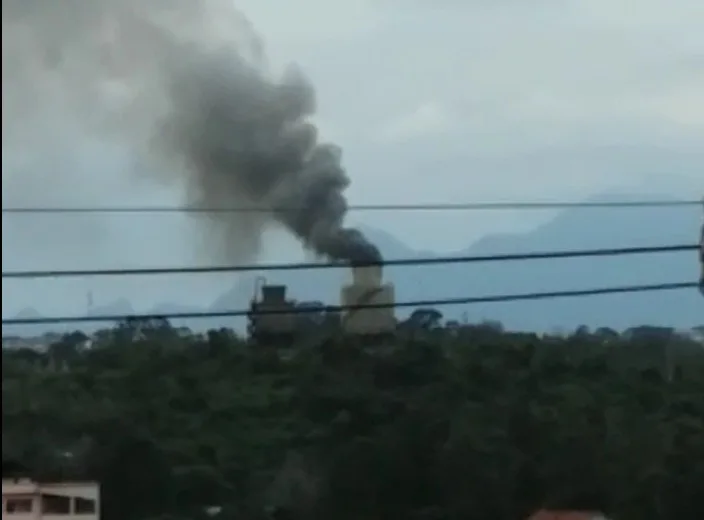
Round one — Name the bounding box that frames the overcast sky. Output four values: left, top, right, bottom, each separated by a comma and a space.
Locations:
2, 0, 703, 315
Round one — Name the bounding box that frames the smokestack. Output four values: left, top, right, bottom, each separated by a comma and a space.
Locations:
342, 262, 395, 336
699, 198, 703, 296
2, 0, 382, 265
351, 264, 383, 287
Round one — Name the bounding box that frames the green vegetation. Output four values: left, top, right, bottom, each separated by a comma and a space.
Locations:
3, 319, 703, 520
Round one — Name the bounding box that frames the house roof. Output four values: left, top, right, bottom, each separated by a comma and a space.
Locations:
528, 510, 607, 520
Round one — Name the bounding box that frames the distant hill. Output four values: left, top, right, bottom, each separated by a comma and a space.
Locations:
4, 193, 702, 337
211, 193, 702, 331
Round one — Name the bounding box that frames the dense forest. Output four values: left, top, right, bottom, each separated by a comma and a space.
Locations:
2, 318, 704, 520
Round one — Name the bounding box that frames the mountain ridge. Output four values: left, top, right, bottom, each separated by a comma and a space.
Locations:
4, 192, 702, 337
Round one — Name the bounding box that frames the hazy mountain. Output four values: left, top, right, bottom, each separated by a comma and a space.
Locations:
4, 193, 702, 337
211, 193, 702, 331
88, 298, 135, 317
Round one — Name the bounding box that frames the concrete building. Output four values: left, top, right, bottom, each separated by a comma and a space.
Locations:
527, 511, 609, 520
341, 264, 396, 335
2, 478, 99, 520
699, 202, 704, 295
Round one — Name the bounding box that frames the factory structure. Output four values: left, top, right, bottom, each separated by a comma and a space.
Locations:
247, 263, 396, 343
340, 264, 396, 335
699, 198, 704, 295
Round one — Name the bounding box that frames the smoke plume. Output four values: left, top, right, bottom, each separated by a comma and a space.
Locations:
2, 0, 381, 264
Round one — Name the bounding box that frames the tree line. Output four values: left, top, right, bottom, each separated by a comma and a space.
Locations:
2, 318, 703, 520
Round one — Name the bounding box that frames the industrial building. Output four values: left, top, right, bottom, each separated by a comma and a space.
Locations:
248, 279, 299, 342
247, 263, 397, 342
340, 264, 396, 336
699, 201, 703, 295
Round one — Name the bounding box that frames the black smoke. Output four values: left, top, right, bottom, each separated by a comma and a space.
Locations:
158, 50, 382, 264
2, 0, 382, 264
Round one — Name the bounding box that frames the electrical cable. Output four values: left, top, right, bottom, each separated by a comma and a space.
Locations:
1, 199, 700, 214
2, 244, 697, 279
2, 281, 696, 326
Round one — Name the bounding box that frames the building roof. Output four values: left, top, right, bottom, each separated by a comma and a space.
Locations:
527, 510, 607, 520
3, 478, 99, 499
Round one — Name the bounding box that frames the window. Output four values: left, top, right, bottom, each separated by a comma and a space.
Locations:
75, 497, 97, 514
42, 494, 71, 514
6, 498, 33, 513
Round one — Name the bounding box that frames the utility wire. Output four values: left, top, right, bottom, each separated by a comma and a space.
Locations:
2, 199, 700, 214
2, 281, 696, 326
2, 244, 697, 279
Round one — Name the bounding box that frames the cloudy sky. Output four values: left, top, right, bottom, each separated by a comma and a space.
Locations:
2, 0, 703, 315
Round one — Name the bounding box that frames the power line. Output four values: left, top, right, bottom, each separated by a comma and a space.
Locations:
2, 244, 697, 280
2, 199, 701, 214
2, 281, 696, 326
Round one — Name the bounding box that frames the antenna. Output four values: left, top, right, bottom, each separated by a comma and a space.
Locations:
252, 276, 266, 302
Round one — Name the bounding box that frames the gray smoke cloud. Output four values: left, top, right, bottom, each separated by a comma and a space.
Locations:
2, 0, 381, 264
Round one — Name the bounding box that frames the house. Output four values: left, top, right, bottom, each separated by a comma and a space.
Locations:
527, 510, 609, 520
2, 478, 99, 519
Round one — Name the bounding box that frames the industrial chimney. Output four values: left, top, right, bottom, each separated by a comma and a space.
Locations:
699, 197, 703, 296
340, 263, 396, 335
